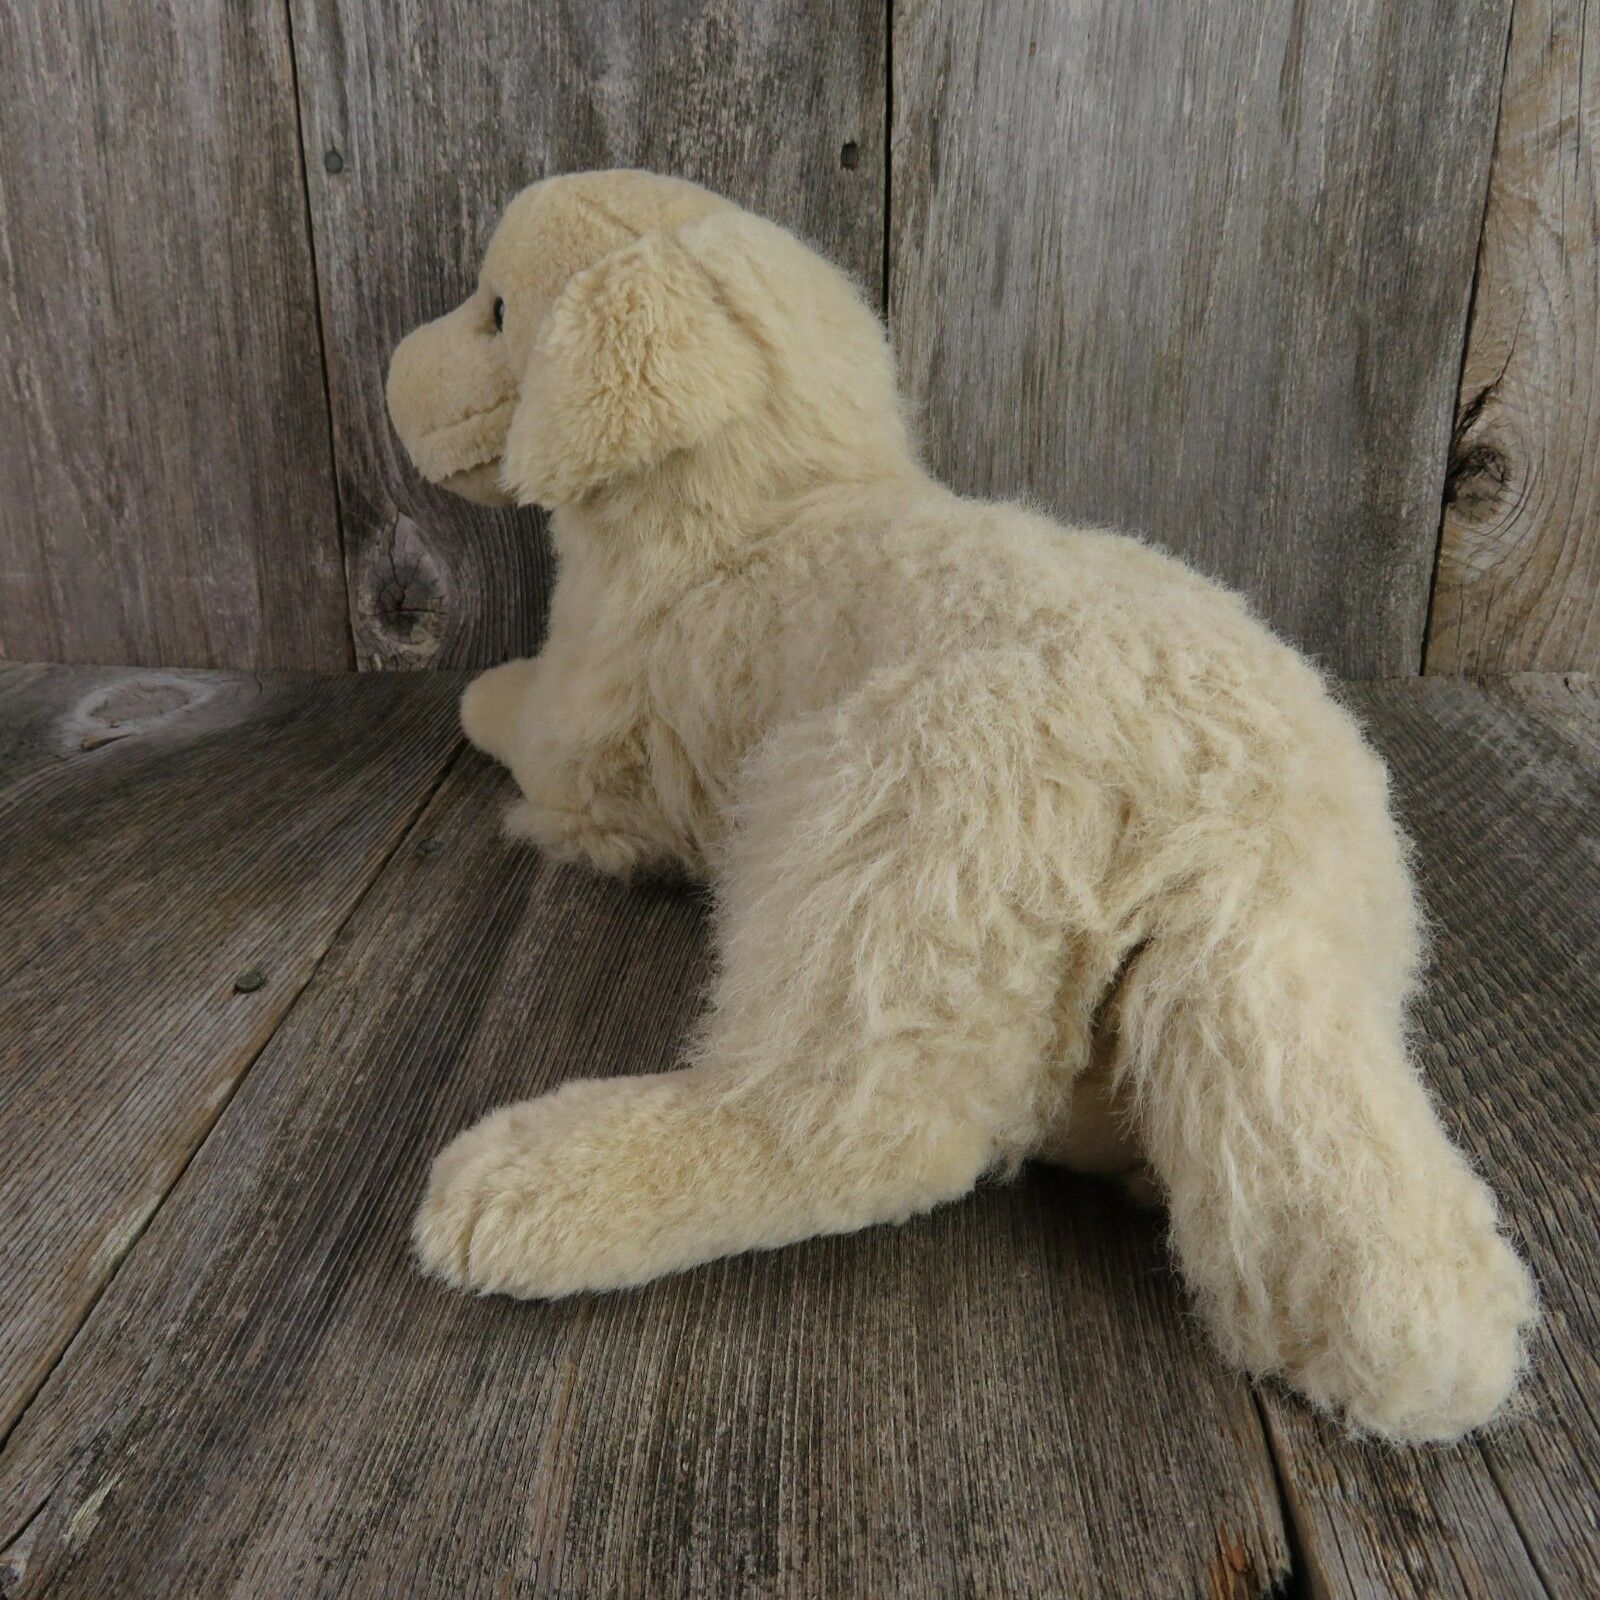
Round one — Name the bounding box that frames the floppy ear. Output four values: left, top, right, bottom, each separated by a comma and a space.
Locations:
502, 222, 767, 506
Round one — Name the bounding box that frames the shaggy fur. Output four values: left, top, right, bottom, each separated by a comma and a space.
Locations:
387, 170, 1537, 1442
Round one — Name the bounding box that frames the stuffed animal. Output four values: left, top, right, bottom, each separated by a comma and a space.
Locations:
386, 170, 1535, 1442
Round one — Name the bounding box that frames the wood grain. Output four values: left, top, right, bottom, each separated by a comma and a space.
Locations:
1261, 676, 1600, 1598
890, 0, 1511, 677
286, 0, 886, 670
0, 1, 350, 670
1427, 0, 1600, 675
0, 748, 1288, 1599
0, 666, 461, 1447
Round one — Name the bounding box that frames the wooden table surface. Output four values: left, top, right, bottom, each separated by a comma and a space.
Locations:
0, 665, 1595, 1599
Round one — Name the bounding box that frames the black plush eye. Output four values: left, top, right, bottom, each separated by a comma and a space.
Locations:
492, 296, 505, 333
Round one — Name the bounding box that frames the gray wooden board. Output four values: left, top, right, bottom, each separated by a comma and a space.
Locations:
0, 747, 1288, 1599
0, 666, 461, 1447
0, 1, 350, 670
1427, 0, 1600, 676
1261, 676, 1600, 1598
287, 0, 886, 669
889, 0, 1511, 677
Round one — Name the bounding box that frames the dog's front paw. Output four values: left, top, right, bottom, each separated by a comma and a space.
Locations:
459, 658, 538, 765
503, 798, 654, 878
412, 1081, 653, 1299
413, 1105, 523, 1292
413, 1100, 596, 1298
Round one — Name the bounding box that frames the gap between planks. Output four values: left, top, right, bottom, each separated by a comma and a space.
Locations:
0, 748, 466, 1529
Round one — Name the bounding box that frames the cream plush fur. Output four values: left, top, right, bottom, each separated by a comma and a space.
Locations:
387, 170, 1537, 1442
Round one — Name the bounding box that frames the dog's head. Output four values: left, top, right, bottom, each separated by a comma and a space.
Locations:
387, 170, 907, 512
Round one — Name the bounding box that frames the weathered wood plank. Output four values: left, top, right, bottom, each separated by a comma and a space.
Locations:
0, 750, 1288, 1599
286, 0, 886, 669
0, 2, 350, 670
1261, 676, 1600, 1598
890, 0, 1510, 676
1427, 1, 1600, 675
0, 666, 461, 1446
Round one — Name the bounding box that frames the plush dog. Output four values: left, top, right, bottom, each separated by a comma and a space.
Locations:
387, 170, 1535, 1441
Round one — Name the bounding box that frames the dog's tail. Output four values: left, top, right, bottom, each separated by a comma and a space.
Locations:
1109, 818, 1536, 1441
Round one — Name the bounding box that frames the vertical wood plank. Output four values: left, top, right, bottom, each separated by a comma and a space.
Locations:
0, 0, 350, 670
1426, 0, 1600, 675
286, 0, 885, 670
891, 0, 1511, 676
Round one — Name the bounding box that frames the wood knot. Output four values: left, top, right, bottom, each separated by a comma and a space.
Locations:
66, 674, 212, 751
357, 515, 451, 667
1444, 382, 1515, 525
1444, 437, 1513, 523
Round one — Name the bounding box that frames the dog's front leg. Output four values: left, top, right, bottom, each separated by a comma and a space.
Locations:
411, 1063, 992, 1299
460, 658, 541, 767
501, 683, 692, 880
456, 638, 692, 878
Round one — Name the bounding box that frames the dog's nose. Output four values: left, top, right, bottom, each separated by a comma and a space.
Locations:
386, 300, 518, 505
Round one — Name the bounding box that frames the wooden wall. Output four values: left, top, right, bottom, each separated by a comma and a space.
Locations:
1426, 0, 1600, 673
1, 0, 1595, 680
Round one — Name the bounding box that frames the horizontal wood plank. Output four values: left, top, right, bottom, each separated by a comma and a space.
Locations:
4, 671, 1594, 1596
287, 0, 886, 668
1262, 676, 1600, 1598
890, 0, 1510, 676
0, 2, 350, 669
1427, 0, 1600, 674
0, 667, 461, 1446
0, 748, 1288, 1599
